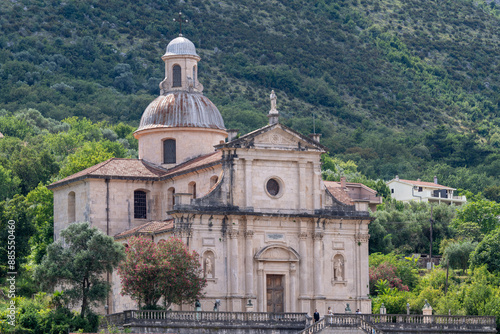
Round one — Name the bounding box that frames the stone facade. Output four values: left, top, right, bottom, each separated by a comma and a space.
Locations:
48, 34, 373, 318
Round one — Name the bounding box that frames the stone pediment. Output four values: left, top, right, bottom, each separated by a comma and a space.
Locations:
218, 123, 326, 152
254, 245, 300, 262
254, 128, 305, 149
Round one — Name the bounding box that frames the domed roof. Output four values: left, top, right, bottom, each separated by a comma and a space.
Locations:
137, 92, 225, 131
163, 36, 198, 57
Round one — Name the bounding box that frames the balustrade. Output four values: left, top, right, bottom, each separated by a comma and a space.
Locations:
116, 310, 306, 324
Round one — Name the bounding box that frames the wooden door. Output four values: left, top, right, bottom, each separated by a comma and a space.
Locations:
266, 275, 284, 313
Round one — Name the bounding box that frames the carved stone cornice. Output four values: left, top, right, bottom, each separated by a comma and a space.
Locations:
356, 233, 370, 243
313, 232, 324, 241
298, 232, 308, 240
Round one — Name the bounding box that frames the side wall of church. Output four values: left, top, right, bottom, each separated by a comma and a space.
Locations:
53, 181, 89, 242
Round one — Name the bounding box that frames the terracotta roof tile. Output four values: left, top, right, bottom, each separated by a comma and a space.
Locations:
324, 181, 353, 205
395, 179, 454, 190
115, 220, 174, 239
165, 151, 222, 176
48, 159, 169, 189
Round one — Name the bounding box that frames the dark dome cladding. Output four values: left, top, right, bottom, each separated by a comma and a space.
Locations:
137, 92, 226, 131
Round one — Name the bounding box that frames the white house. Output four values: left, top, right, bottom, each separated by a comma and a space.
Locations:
387, 176, 466, 205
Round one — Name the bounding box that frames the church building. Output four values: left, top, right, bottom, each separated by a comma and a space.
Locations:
48, 34, 373, 316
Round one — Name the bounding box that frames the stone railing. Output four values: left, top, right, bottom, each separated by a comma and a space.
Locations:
122, 310, 306, 322
367, 314, 496, 326
296, 317, 325, 334
325, 313, 362, 327
103, 310, 308, 332
321, 314, 496, 334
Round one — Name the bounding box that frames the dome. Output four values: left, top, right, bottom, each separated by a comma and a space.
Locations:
163, 36, 198, 57
137, 92, 225, 131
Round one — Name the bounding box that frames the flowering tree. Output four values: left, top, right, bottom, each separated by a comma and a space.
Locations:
118, 237, 206, 309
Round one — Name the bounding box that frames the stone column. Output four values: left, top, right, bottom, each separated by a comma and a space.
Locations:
298, 232, 308, 297
245, 158, 253, 208
229, 229, 239, 300
290, 263, 297, 312
257, 262, 264, 312
313, 231, 324, 298
313, 162, 321, 209
245, 230, 254, 298
356, 230, 370, 312
298, 160, 306, 209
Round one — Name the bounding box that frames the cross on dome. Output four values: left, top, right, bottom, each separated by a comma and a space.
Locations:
173, 11, 188, 36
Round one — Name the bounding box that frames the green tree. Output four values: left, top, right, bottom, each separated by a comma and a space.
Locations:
26, 184, 54, 263
370, 201, 456, 255
0, 195, 35, 275
470, 228, 500, 274
118, 237, 206, 310
483, 185, 500, 203
58, 140, 127, 178
442, 239, 477, 274
35, 222, 125, 317
0, 164, 20, 201
453, 199, 500, 238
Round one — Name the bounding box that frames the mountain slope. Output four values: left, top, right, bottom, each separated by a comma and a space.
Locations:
1, 0, 500, 193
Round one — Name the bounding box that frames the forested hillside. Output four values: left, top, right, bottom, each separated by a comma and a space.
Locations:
1, 0, 500, 194
3, 1, 500, 331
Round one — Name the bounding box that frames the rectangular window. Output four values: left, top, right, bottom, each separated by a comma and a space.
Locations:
134, 191, 147, 219
418, 187, 423, 192
391, 189, 394, 194
163, 139, 176, 164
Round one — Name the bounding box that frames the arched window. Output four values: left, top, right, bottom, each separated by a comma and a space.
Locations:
210, 175, 219, 188
172, 65, 181, 87
189, 182, 196, 199
163, 139, 176, 164
134, 190, 147, 219
168, 187, 175, 211
193, 65, 196, 82
68, 191, 76, 223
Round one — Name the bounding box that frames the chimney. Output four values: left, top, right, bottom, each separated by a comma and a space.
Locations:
309, 133, 321, 143
395, 175, 399, 181
434, 176, 438, 184
227, 129, 238, 142
340, 176, 346, 189
417, 178, 421, 182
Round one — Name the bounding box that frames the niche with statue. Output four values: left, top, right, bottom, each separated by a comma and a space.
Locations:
332, 254, 346, 285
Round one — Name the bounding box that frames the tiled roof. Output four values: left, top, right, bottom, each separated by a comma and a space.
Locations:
114, 220, 174, 239
324, 181, 353, 205
164, 151, 222, 176
48, 159, 169, 189
48, 152, 223, 189
393, 179, 454, 190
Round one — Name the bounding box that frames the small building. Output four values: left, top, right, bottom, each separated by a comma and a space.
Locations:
386, 176, 466, 205
324, 177, 382, 212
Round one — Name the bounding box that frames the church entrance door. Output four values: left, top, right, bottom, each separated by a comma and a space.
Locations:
266, 274, 284, 313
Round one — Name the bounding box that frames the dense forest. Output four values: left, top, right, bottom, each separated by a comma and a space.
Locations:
0, 0, 500, 194
2, 0, 500, 332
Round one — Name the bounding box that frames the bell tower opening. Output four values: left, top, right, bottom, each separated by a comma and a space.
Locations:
172, 65, 182, 87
